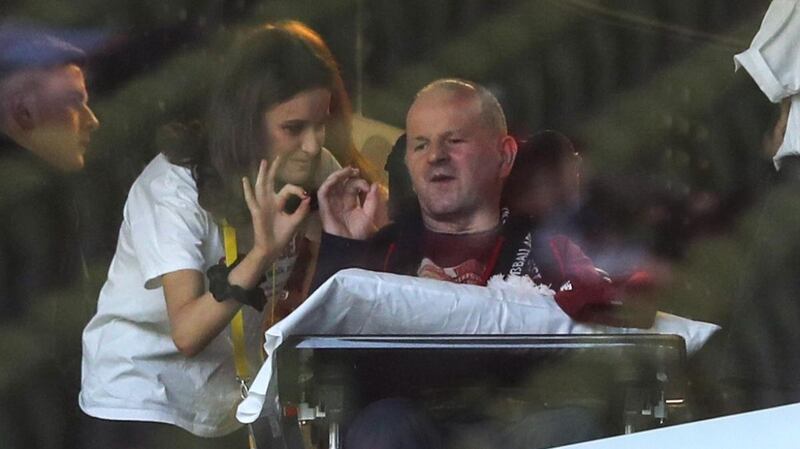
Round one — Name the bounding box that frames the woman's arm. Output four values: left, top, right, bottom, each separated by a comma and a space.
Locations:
164, 157, 310, 357
162, 246, 272, 357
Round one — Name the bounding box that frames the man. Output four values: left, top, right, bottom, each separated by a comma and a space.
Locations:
313, 78, 655, 449
313, 79, 651, 327
718, 0, 800, 413
0, 24, 101, 449
0, 24, 100, 317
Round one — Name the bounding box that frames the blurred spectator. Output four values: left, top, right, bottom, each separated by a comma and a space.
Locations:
0, 23, 100, 319
502, 129, 583, 242
0, 21, 100, 449
503, 130, 581, 223
720, 0, 800, 412
503, 131, 668, 285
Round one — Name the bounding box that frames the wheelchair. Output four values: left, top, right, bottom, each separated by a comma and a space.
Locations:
270, 334, 689, 449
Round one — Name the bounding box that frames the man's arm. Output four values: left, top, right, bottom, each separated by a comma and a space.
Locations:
546, 235, 656, 328
308, 167, 389, 291
309, 232, 375, 291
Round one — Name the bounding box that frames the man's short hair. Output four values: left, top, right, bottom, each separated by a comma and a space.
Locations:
0, 23, 86, 79
416, 78, 508, 135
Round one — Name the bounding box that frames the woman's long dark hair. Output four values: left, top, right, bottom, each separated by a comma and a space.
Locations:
163, 21, 372, 226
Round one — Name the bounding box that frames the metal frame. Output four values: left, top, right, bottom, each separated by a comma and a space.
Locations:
274, 334, 688, 448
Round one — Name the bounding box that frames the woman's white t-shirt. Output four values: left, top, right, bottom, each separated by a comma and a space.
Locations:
80, 150, 339, 437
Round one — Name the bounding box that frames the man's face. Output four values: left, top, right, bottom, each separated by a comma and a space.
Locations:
405, 90, 508, 227
27, 64, 100, 171
262, 87, 331, 187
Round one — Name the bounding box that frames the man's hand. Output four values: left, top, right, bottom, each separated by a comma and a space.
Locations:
317, 167, 384, 240
242, 157, 310, 258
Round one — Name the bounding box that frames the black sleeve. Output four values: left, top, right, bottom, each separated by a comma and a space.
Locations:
309, 232, 375, 292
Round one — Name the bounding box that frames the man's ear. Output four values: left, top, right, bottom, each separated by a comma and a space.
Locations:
9, 91, 36, 131
499, 135, 518, 178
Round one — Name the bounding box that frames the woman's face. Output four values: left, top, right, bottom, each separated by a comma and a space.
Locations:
263, 87, 332, 186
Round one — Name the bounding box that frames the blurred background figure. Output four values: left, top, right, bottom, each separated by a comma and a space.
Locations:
0, 22, 100, 319
718, 0, 800, 415
503, 129, 582, 239
0, 21, 101, 449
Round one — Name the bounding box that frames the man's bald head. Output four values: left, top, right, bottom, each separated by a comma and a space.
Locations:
413, 78, 507, 137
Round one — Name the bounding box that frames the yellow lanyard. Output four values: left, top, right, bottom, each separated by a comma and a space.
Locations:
222, 222, 250, 383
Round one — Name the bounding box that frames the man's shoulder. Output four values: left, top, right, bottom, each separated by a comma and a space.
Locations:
0, 140, 64, 211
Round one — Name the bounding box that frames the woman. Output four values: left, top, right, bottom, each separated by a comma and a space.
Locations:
79, 21, 362, 446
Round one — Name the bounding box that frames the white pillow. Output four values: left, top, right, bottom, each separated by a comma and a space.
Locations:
237, 269, 720, 424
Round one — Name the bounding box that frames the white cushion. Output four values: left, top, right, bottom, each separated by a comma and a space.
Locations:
237, 269, 720, 423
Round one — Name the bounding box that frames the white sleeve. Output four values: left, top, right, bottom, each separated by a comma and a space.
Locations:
127, 173, 212, 289
734, 0, 800, 102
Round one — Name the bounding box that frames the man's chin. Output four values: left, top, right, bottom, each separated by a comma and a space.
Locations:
420, 203, 461, 221
59, 154, 85, 172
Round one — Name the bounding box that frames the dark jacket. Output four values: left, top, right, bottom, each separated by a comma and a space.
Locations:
312, 211, 655, 328
720, 155, 800, 410
0, 132, 83, 320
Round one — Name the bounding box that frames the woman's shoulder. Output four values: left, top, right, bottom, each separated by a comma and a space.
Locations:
127, 154, 200, 209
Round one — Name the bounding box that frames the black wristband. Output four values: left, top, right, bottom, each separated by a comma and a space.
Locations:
207, 258, 267, 312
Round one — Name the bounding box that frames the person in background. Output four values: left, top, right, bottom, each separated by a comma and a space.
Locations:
720, 0, 800, 411
0, 23, 101, 449
0, 23, 100, 319
503, 130, 581, 224
502, 129, 583, 244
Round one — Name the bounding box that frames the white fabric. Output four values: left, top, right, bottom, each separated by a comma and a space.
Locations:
558, 403, 800, 448
734, 0, 800, 168
236, 269, 720, 424
80, 150, 339, 437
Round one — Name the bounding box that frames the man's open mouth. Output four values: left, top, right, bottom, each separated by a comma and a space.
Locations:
430, 174, 455, 183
